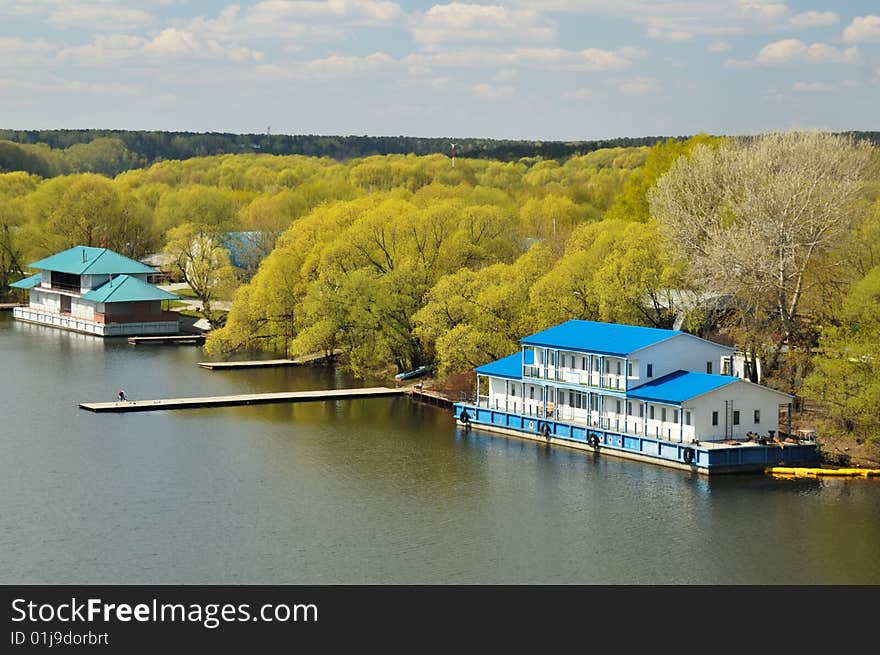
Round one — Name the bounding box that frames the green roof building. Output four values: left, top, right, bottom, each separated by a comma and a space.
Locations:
9, 245, 181, 337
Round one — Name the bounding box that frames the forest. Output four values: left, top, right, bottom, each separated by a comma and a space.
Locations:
0, 129, 675, 178
1, 132, 878, 448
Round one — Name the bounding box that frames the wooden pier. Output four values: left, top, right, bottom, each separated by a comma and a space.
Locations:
128, 334, 206, 345
79, 386, 406, 412
404, 387, 454, 408
198, 352, 332, 369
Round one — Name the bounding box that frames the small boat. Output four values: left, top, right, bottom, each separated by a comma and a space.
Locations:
394, 366, 430, 382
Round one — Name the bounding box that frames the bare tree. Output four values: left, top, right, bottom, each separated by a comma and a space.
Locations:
649, 132, 874, 365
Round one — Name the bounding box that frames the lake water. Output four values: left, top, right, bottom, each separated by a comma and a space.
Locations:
2, 312, 879, 584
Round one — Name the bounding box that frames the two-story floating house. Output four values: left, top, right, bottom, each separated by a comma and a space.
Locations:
453, 320, 818, 475
9, 245, 180, 337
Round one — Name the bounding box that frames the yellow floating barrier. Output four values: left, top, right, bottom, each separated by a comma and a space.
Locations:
767, 466, 880, 478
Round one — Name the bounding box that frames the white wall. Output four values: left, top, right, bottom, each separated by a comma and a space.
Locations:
29, 288, 60, 312
687, 381, 790, 441
71, 298, 95, 320
633, 334, 733, 383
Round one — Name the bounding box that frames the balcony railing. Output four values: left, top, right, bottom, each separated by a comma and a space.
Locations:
49, 282, 82, 293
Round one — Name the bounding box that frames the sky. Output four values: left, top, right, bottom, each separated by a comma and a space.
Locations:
0, 0, 878, 140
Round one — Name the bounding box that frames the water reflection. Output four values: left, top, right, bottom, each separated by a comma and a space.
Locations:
1, 312, 879, 584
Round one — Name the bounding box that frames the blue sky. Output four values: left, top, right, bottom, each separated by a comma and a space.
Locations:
0, 1, 878, 140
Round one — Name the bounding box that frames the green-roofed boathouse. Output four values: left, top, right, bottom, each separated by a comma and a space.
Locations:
9, 245, 181, 337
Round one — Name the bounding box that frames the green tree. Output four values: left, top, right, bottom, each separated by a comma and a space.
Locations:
164, 223, 239, 328
803, 265, 880, 443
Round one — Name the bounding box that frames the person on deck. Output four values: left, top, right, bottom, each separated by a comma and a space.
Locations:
118, 389, 126, 402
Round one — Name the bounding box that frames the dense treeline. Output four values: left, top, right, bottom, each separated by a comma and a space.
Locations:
0, 130, 674, 178
3, 130, 878, 181
1, 132, 878, 447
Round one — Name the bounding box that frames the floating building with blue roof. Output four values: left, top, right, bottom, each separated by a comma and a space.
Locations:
456, 320, 817, 475
9, 245, 180, 337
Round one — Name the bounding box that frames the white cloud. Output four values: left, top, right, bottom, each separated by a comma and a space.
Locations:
0, 37, 56, 69
563, 87, 592, 100
60, 30, 264, 66
787, 11, 837, 30
178, 1, 400, 46
47, 5, 155, 31
709, 41, 730, 52
755, 39, 857, 64
647, 25, 692, 41
842, 16, 880, 43
401, 45, 641, 73
470, 83, 514, 101
256, 51, 396, 80
737, 1, 788, 22
792, 81, 833, 92
494, 68, 518, 82
411, 2, 556, 49
616, 76, 658, 95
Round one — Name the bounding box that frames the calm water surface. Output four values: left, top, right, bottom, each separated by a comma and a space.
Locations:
1, 312, 879, 584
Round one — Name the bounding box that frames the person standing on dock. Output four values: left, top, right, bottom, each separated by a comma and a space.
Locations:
118, 389, 126, 402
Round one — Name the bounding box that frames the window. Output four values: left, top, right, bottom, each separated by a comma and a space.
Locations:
712, 411, 719, 426
605, 360, 610, 373
627, 402, 632, 416
650, 405, 655, 419
673, 410, 679, 423
569, 392, 574, 407
647, 364, 653, 378
754, 409, 760, 424
616, 361, 621, 375
594, 358, 600, 372
733, 410, 740, 425
706, 361, 713, 374
549, 352, 555, 366
581, 357, 586, 370
560, 354, 565, 368
685, 411, 691, 426
511, 384, 517, 395
616, 399, 621, 414
627, 362, 633, 377
639, 404, 644, 418
661, 407, 667, 422
529, 387, 534, 400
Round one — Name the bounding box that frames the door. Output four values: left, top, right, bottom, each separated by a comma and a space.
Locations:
60, 295, 71, 314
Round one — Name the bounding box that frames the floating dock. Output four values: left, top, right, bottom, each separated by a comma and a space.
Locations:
453, 402, 820, 475
198, 353, 331, 370
128, 334, 205, 345
767, 466, 880, 478
79, 386, 406, 412
404, 387, 454, 407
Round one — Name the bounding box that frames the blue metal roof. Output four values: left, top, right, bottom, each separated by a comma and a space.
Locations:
80, 275, 179, 303
474, 352, 523, 380
28, 246, 157, 275
9, 273, 42, 289
521, 320, 683, 356
628, 370, 737, 404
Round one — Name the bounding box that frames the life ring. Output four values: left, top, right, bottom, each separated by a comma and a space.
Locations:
540, 423, 551, 437
683, 447, 696, 465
